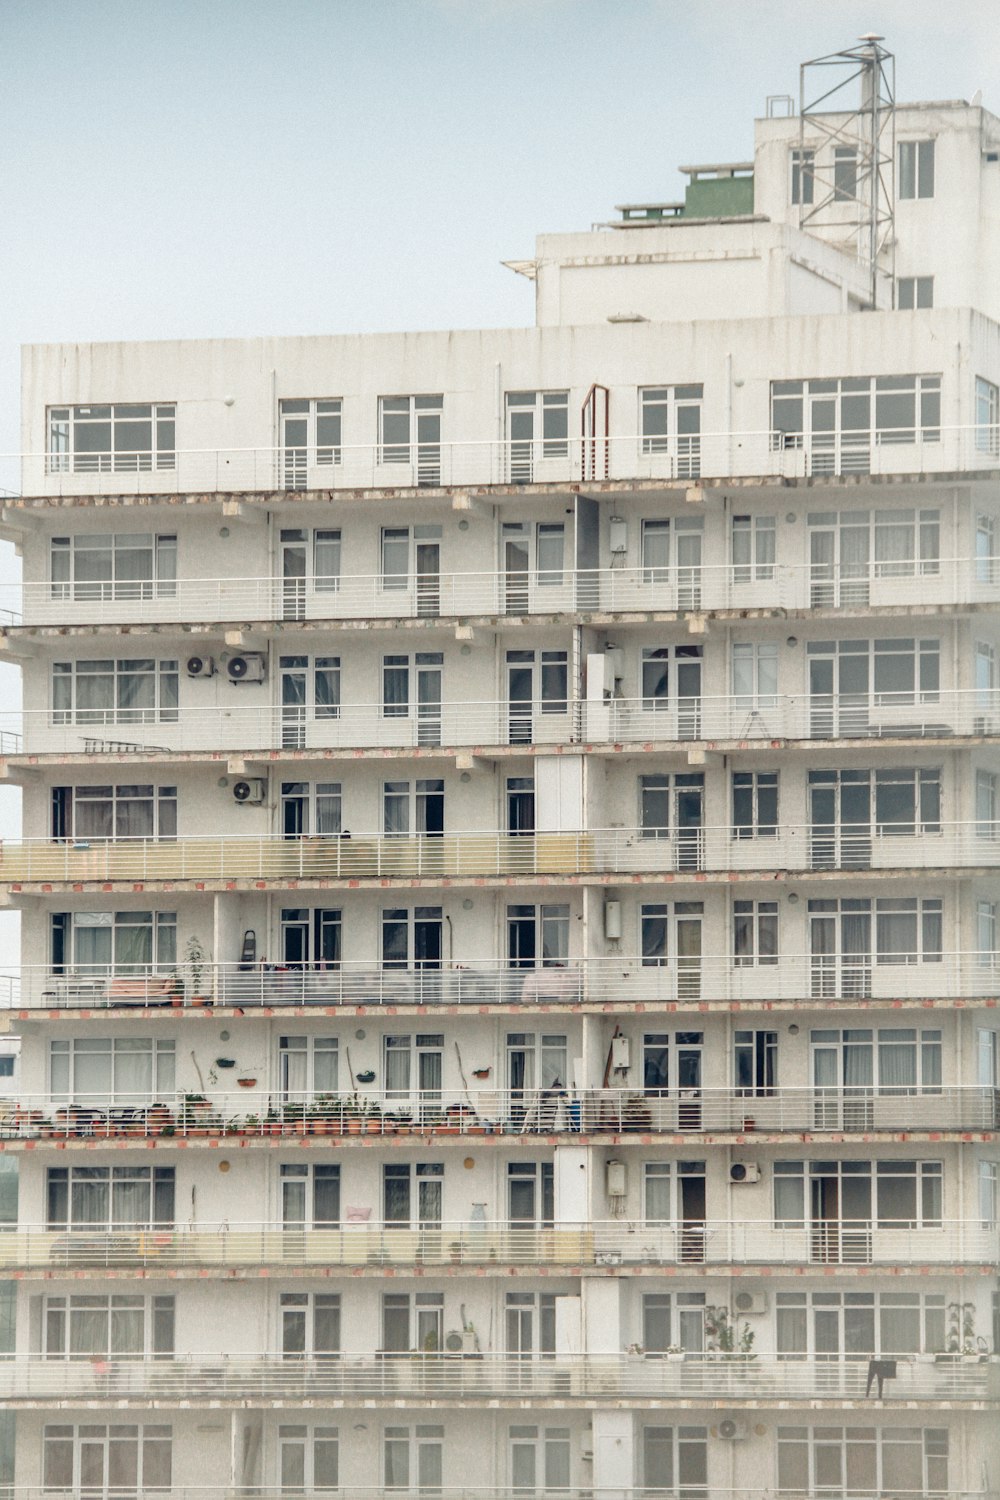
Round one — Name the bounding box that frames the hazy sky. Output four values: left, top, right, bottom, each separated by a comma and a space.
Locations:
0, 0, 998, 966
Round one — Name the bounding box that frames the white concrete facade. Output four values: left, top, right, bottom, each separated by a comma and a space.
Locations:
0, 61, 999, 1500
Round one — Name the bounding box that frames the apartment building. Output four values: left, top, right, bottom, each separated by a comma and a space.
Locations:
0, 39, 998, 1500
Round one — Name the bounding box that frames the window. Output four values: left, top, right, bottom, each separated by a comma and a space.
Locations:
777, 1290, 945, 1358
779, 1428, 953, 1500
50, 910, 177, 975
980, 1161, 998, 1228
384, 1033, 444, 1100
643, 1162, 671, 1223
47, 1165, 175, 1230
382, 779, 444, 836
0, 1056, 13, 1080
505, 1290, 556, 1356
509, 1425, 570, 1493
280, 1163, 340, 1227
44, 1292, 173, 1360
639, 385, 703, 476
280, 1292, 341, 1358
379, 396, 443, 484
639, 644, 702, 731
51, 784, 177, 842
278, 1424, 339, 1493
48, 404, 175, 474
43, 1424, 172, 1495
877, 1162, 942, 1227
978, 901, 998, 966
771, 375, 941, 472
506, 390, 569, 481
731, 513, 775, 582
279, 655, 341, 748
278, 1034, 338, 1096
639, 902, 703, 986
280, 781, 342, 838
279, 907, 342, 968
507, 1032, 568, 1092
381, 907, 443, 969
50, 1038, 175, 1103
790, 148, 814, 205
641, 518, 670, 581
732, 641, 777, 709
833, 146, 857, 199
976, 376, 1000, 455
732, 772, 778, 839
506, 904, 570, 967
637, 773, 704, 864
642, 1425, 708, 1493
383, 1165, 444, 1229
52, 658, 179, 725
507, 1161, 554, 1226
733, 901, 778, 967
640, 774, 669, 839
383, 1425, 443, 1493
279, 398, 342, 488
772, 1160, 942, 1230
899, 138, 935, 199
50, 533, 177, 601
381, 652, 443, 746
897, 275, 933, 309
806, 637, 941, 715
642, 1291, 705, 1354
734, 1029, 777, 1093
382, 1290, 444, 1349
379, 524, 442, 593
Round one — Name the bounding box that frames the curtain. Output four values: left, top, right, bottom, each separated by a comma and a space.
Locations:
383, 1436, 409, 1488
878, 1034, 917, 1092
879, 1297, 920, 1353
384, 1043, 411, 1096
112, 1175, 152, 1229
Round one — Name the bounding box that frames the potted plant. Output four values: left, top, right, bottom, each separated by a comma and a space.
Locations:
705, 1305, 756, 1363
184, 935, 209, 1001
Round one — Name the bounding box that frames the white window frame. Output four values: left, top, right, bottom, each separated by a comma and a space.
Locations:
897, 275, 933, 310
50, 532, 177, 602
733, 900, 779, 967
52, 658, 179, 726
278, 397, 343, 485
43, 1292, 173, 1360
899, 139, 935, 200
277, 1423, 340, 1493
49, 1037, 175, 1104
279, 1291, 341, 1359
278, 1034, 339, 1098
47, 404, 176, 475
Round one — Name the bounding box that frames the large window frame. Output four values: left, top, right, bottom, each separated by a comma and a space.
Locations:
52, 658, 179, 726
899, 139, 935, 200
46, 1165, 176, 1230
50, 532, 177, 601
50, 1037, 175, 1104
278, 398, 343, 489
48, 404, 176, 475
52, 784, 177, 843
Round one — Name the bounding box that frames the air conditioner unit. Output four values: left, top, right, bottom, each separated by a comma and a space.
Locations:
715, 1420, 749, 1442
186, 654, 216, 678
729, 1162, 761, 1185
227, 652, 266, 684
733, 1290, 769, 1317
444, 1330, 464, 1353
232, 778, 267, 806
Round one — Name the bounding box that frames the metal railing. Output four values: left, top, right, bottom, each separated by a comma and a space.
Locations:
6, 1492, 993, 1500
0, 820, 994, 886
2, 1218, 996, 1271
7, 424, 1000, 496
0, 1352, 996, 1404
4, 688, 999, 760
2, 1085, 996, 1144
5, 553, 998, 628
6, 951, 1000, 1013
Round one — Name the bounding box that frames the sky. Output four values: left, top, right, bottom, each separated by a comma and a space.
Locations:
0, 0, 998, 968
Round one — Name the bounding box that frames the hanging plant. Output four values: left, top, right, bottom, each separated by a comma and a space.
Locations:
216, 1058, 236, 1069
356, 1069, 376, 1085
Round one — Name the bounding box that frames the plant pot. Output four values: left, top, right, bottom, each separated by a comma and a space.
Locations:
237, 1078, 257, 1089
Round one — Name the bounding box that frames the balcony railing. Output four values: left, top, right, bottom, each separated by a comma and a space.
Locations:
4, 689, 998, 760
0, 820, 994, 887
7, 424, 1000, 497
3, 1218, 996, 1272
5, 952, 1000, 1013
6, 1492, 993, 1500
0, 1352, 996, 1405
2, 1085, 996, 1145
5, 553, 998, 629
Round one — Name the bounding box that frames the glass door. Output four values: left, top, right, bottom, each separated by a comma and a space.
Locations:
674, 783, 703, 870
675, 650, 702, 739
507, 651, 534, 744
675, 909, 702, 999
504, 528, 531, 613
676, 1033, 703, 1130
280, 656, 307, 750
415, 655, 442, 746
280, 403, 308, 490
415, 540, 441, 617
415, 408, 442, 487
280, 530, 308, 621
809, 395, 837, 476
675, 526, 702, 609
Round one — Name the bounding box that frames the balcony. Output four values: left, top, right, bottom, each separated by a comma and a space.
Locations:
9, 423, 1000, 497
6, 952, 999, 1013
2, 1218, 996, 1273
0, 820, 993, 890
5, 689, 998, 760
5, 553, 997, 630
3, 1492, 990, 1500
1, 1085, 995, 1146
0, 1352, 995, 1406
